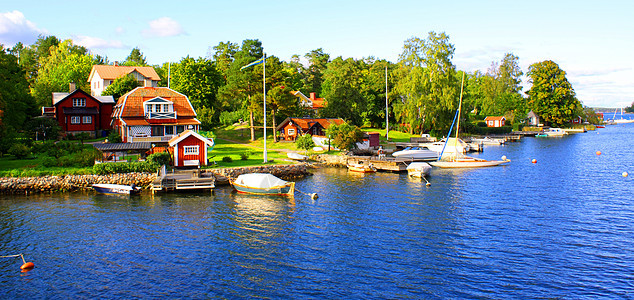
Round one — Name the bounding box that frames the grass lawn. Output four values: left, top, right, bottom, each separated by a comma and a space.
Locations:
360, 128, 419, 143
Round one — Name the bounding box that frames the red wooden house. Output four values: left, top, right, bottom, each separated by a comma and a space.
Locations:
44, 83, 115, 137
484, 116, 506, 127
275, 117, 345, 141
168, 130, 214, 167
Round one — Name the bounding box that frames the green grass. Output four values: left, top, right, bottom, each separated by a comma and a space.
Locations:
0, 155, 93, 177
360, 128, 419, 143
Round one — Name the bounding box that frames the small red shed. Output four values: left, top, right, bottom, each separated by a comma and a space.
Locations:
484, 116, 506, 127
168, 130, 214, 167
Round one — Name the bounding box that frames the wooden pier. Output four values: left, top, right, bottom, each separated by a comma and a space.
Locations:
151, 166, 215, 192
346, 156, 414, 172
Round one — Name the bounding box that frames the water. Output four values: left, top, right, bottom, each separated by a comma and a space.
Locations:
1, 125, 633, 299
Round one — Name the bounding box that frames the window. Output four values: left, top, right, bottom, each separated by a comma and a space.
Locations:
71, 116, 81, 124
163, 104, 169, 112
72, 98, 86, 107
177, 126, 185, 134
83, 116, 92, 124
151, 126, 163, 137
183, 146, 199, 155
287, 128, 296, 136
165, 126, 174, 135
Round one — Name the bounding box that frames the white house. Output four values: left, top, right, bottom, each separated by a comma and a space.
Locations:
87, 64, 161, 97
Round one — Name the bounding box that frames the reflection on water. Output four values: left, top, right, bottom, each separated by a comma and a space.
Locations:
1, 124, 633, 298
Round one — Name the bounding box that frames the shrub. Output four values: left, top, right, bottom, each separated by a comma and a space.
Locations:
93, 161, 158, 175
147, 152, 172, 166
239, 152, 250, 160
41, 156, 58, 167
222, 156, 233, 163
8, 143, 31, 159
477, 121, 487, 127
107, 131, 122, 143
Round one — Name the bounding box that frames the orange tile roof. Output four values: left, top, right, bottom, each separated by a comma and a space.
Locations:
116, 87, 197, 119
484, 116, 505, 121
286, 118, 345, 131
88, 65, 161, 81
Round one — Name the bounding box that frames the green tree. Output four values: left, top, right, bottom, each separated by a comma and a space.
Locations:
526, 60, 581, 126
212, 41, 239, 79
321, 57, 367, 125
31, 40, 95, 107
625, 102, 634, 113
169, 56, 224, 128
479, 53, 525, 124
304, 48, 330, 95
102, 74, 140, 100
123, 47, 147, 66
325, 123, 364, 151
295, 134, 314, 155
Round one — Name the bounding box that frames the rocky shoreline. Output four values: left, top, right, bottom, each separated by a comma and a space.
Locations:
0, 163, 315, 195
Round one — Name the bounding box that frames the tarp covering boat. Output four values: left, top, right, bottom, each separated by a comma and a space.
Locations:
231, 173, 295, 196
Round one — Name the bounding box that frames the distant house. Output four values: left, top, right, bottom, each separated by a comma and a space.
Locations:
168, 130, 214, 167
88, 64, 161, 97
275, 117, 345, 141
42, 83, 115, 137
484, 116, 506, 127
291, 91, 325, 109
527, 110, 541, 126
571, 116, 583, 124
111, 84, 200, 143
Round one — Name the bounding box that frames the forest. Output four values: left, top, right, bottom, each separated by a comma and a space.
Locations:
0, 31, 599, 154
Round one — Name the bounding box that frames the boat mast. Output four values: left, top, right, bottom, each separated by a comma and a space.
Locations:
453, 73, 465, 158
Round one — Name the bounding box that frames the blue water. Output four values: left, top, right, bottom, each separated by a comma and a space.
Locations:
1, 124, 633, 299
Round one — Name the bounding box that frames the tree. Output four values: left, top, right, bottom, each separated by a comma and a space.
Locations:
31, 40, 95, 107
625, 102, 634, 113
123, 47, 147, 66
304, 48, 330, 95
320, 57, 367, 125
479, 53, 525, 124
102, 74, 140, 100
295, 134, 314, 155
212, 41, 239, 79
526, 60, 581, 126
394, 32, 459, 136
325, 123, 364, 151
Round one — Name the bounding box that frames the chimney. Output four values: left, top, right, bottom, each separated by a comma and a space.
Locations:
310, 92, 316, 100
144, 78, 153, 87
69, 82, 76, 92
114, 61, 119, 66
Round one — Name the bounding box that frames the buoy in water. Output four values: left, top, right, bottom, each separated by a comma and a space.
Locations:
623, 172, 629, 178
20, 262, 34, 270
501, 155, 507, 161
311, 193, 319, 200
532, 159, 537, 164
596, 151, 601, 156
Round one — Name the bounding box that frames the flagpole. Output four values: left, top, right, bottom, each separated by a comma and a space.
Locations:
263, 53, 267, 163
385, 65, 389, 141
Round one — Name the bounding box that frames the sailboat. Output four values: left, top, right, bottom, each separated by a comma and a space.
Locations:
614, 108, 634, 124
429, 74, 510, 169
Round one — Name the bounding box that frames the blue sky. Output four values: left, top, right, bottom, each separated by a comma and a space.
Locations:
1, 0, 632, 108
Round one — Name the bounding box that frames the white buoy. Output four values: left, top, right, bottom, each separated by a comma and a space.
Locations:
623, 172, 629, 178
311, 193, 319, 200
501, 155, 507, 161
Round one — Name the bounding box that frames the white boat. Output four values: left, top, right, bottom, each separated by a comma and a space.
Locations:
391, 146, 439, 161
544, 128, 568, 137
614, 108, 634, 124
92, 183, 141, 195
423, 138, 470, 158
287, 152, 308, 161
429, 74, 510, 169
472, 137, 505, 145
231, 173, 295, 196
347, 163, 377, 173
406, 162, 432, 178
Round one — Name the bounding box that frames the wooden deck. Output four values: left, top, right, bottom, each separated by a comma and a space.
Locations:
151, 167, 215, 192
346, 156, 412, 172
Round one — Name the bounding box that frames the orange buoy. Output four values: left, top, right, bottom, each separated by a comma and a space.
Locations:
624, 172, 629, 178
596, 151, 601, 156
20, 262, 34, 270
531, 159, 537, 164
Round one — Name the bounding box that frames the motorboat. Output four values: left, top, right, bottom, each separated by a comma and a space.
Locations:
423, 138, 470, 158
231, 173, 295, 196
430, 156, 510, 168
613, 108, 634, 124
347, 163, 377, 173
406, 162, 432, 178
544, 128, 568, 137
391, 146, 439, 161
92, 183, 141, 195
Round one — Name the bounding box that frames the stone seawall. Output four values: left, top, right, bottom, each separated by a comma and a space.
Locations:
0, 173, 157, 195
205, 164, 311, 181
311, 154, 348, 166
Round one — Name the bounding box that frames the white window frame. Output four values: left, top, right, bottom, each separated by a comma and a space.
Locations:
183, 146, 199, 155
70, 116, 81, 124
73, 98, 86, 107
83, 116, 92, 124
287, 128, 296, 135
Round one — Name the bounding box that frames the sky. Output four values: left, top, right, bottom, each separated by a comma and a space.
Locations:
1, 0, 633, 108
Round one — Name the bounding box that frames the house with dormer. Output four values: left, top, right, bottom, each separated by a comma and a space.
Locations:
42, 83, 115, 137
291, 91, 325, 110
275, 117, 345, 141
88, 64, 161, 97
111, 84, 200, 143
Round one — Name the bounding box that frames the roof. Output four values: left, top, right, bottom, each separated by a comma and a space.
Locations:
484, 116, 506, 121
53, 89, 115, 105
88, 65, 161, 82
92, 142, 152, 152
122, 118, 201, 126
115, 87, 197, 119
168, 130, 214, 147
290, 91, 326, 109
276, 117, 345, 131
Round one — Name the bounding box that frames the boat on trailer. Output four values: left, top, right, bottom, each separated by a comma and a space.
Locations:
231, 173, 295, 196
92, 183, 141, 195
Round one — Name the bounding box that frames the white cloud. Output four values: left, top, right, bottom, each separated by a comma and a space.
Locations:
72, 35, 125, 49
142, 17, 185, 37
115, 27, 125, 35
0, 10, 44, 45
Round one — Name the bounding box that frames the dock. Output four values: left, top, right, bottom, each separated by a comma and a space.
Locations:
151, 166, 215, 192
346, 156, 415, 172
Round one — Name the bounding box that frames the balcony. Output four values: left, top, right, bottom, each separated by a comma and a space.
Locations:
129, 135, 176, 143
145, 111, 176, 119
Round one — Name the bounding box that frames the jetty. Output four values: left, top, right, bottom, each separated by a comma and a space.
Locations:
151, 166, 215, 192
346, 156, 411, 172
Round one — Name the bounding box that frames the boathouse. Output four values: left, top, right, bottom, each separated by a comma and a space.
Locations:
484, 116, 506, 127
168, 130, 214, 167
276, 117, 345, 141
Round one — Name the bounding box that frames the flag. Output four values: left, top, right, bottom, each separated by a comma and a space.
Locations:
240, 57, 265, 71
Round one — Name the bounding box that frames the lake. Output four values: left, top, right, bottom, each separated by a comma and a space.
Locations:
1, 124, 633, 299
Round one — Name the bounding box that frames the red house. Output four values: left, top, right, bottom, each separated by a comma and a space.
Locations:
168, 130, 214, 167
275, 117, 345, 141
44, 83, 115, 137
484, 116, 506, 127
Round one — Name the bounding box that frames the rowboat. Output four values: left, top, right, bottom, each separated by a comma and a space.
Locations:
230, 173, 295, 196
287, 152, 308, 161
92, 183, 141, 195
347, 163, 377, 173
406, 162, 432, 178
